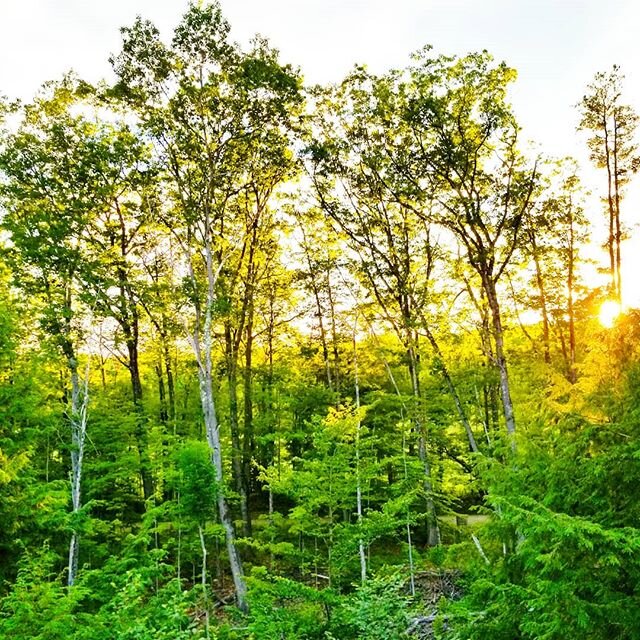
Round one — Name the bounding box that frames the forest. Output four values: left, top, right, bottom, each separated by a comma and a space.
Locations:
0, 3, 639, 638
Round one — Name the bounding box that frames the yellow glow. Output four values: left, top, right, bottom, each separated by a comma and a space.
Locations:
599, 300, 622, 328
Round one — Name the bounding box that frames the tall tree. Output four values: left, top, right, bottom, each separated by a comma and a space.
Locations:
0, 80, 125, 585
111, 2, 301, 609
396, 51, 539, 438
516, 160, 589, 382
578, 65, 638, 303
309, 70, 478, 455
76, 116, 158, 500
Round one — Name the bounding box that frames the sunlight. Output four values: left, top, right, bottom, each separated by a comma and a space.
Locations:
599, 300, 622, 328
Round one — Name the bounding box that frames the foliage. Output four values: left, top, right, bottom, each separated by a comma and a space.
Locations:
329, 574, 412, 640
0, 2, 638, 639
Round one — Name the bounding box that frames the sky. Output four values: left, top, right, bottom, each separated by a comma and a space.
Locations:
1, 0, 639, 302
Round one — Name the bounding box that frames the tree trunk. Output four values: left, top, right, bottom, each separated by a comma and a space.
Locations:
114, 202, 153, 499
613, 115, 623, 303
403, 431, 416, 597
483, 277, 516, 438
242, 308, 255, 538
300, 226, 333, 390
418, 313, 478, 453
326, 269, 341, 391
198, 524, 210, 637
407, 339, 440, 546
567, 210, 577, 383
225, 330, 251, 538
196, 322, 248, 612
66, 350, 89, 587
353, 324, 367, 584
126, 335, 154, 501
529, 232, 551, 364
163, 338, 176, 424
198, 524, 208, 591
189, 240, 248, 612
127, 335, 143, 404
603, 120, 617, 298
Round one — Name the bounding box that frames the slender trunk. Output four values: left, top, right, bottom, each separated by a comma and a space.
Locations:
603, 121, 616, 297
163, 338, 176, 424
418, 312, 478, 452
489, 384, 500, 432
126, 335, 153, 500
477, 385, 491, 445
242, 306, 254, 538
127, 337, 143, 403
402, 430, 415, 596
378, 348, 416, 592
567, 210, 577, 383
530, 232, 551, 364
214, 520, 223, 590
482, 386, 491, 443
268, 485, 274, 569
615, 204, 622, 303
156, 360, 168, 424
327, 505, 333, 586
197, 524, 210, 637
198, 524, 208, 591
353, 323, 367, 584
406, 520, 415, 595
613, 115, 622, 303
472, 534, 490, 565
197, 337, 247, 611
225, 333, 251, 538
326, 269, 340, 390
356, 466, 366, 585
314, 286, 332, 390
557, 321, 570, 375
300, 227, 333, 390
192, 244, 247, 612
66, 351, 89, 587
177, 489, 182, 581
483, 277, 516, 438
114, 203, 153, 499
466, 278, 501, 437
266, 291, 277, 462
155, 329, 172, 424
407, 338, 440, 546
99, 351, 107, 391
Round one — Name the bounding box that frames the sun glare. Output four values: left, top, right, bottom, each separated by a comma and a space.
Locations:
599, 300, 622, 328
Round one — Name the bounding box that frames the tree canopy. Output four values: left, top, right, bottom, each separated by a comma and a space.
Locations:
0, 3, 638, 639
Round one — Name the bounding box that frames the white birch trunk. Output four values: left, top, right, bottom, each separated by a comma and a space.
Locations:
188, 240, 248, 612
67, 357, 89, 587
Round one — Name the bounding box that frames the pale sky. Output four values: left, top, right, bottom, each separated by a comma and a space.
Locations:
1, 0, 639, 303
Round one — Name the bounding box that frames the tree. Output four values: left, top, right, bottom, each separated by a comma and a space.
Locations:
75, 111, 158, 501
308, 68, 479, 455
0, 79, 137, 586
293, 207, 344, 393
396, 50, 539, 438
516, 160, 590, 381
310, 116, 448, 539
578, 65, 638, 303
111, 2, 302, 610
